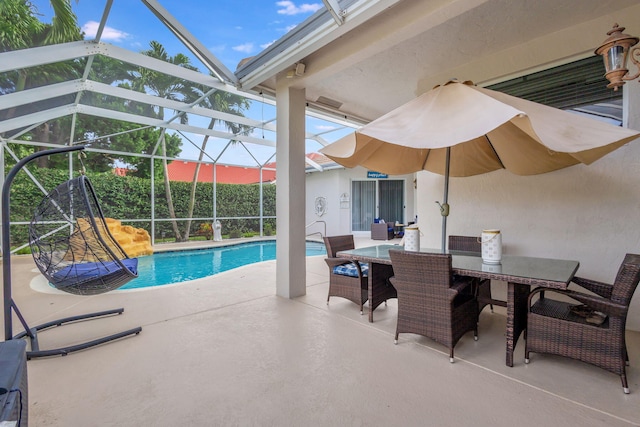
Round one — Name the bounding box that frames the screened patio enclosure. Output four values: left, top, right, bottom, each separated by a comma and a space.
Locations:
0, 0, 363, 254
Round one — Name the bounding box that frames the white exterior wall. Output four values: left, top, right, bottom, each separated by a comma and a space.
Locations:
306, 167, 416, 238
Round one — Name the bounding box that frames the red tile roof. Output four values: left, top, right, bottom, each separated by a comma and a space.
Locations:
167, 161, 276, 184
116, 155, 335, 183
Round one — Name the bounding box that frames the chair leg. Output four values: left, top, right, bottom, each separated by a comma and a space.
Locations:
326, 294, 330, 305
474, 327, 478, 341
394, 331, 399, 345
624, 345, 630, 366
449, 349, 454, 363
622, 374, 630, 394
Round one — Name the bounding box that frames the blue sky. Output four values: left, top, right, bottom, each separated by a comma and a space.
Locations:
29, 1, 354, 164
31, 0, 323, 73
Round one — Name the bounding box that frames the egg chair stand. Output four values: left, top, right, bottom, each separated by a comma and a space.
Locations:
2, 146, 142, 360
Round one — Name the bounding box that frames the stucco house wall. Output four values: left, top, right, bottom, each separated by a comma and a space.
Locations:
306, 167, 416, 238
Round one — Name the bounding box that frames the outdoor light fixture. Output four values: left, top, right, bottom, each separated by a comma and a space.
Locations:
595, 23, 640, 90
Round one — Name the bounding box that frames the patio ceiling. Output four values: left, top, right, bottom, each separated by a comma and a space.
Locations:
236, 0, 640, 123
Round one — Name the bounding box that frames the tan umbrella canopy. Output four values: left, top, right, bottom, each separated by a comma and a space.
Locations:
320, 80, 640, 250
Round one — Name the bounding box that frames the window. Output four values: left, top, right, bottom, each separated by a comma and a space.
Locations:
487, 56, 623, 125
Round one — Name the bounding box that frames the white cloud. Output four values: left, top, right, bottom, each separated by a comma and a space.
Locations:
276, 1, 322, 16
233, 42, 255, 54
82, 21, 129, 42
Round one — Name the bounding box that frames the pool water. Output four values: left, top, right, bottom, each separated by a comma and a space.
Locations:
120, 240, 326, 290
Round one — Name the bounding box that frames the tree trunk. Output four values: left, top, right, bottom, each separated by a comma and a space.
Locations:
35, 122, 51, 168
183, 120, 215, 240
161, 131, 182, 241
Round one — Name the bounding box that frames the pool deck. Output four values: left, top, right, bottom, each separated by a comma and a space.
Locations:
2, 236, 640, 426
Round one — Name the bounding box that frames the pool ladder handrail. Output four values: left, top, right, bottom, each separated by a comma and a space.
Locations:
305, 220, 326, 240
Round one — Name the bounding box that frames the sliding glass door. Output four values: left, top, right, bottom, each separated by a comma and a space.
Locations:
351, 181, 376, 231
379, 180, 404, 225
351, 179, 404, 231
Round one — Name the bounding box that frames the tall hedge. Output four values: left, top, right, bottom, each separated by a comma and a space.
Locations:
7, 168, 276, 247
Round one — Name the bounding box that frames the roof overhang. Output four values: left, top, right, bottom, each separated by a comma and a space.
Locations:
235, 0, 640, 124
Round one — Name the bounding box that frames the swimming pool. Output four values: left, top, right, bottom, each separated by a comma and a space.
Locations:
120, 240, 326, 290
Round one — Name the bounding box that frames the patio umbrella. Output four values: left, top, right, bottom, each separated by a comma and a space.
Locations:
320, 80, 640, 251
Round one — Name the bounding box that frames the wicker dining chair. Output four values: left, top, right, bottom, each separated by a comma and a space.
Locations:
323, 235, 368, 314
389, 249, 478, 362
525, 253, 640, 393
448, 235, 498, 315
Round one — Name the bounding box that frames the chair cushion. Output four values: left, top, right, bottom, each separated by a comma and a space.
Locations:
52, 258, 139, 288
332, 262, 369, 278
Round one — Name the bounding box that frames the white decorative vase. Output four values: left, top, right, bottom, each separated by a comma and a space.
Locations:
404, 226, 420, 252
481, 229, 502, 264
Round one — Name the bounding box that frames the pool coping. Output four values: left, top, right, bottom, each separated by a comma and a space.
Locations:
29, 237, 326, 294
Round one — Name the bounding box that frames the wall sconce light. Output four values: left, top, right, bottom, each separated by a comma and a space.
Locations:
286, 63, 306, 79
595, 24, 640, 90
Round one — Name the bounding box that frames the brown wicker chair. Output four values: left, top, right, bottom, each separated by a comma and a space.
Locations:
448, 235, 500, 315
323, 235, 368, 314
389, 249, 478, 362
525, 253, 640, 393
371, 222, 394, 240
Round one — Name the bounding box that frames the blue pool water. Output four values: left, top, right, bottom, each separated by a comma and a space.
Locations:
120, 240, 326, 290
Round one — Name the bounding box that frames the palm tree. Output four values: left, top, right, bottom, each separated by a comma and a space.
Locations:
136, 41, 196, 241
0, 0, 81, 90
183, 86, 252, 240
0, 0, 82, 166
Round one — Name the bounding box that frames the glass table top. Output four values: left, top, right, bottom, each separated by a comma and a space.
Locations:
338, 245, 580, 285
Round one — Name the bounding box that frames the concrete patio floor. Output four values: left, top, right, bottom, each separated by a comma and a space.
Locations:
2, 236, 639, 426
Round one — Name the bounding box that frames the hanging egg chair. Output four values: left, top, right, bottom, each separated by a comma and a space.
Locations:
3, 146, 141, 359
29, 175, 138, 295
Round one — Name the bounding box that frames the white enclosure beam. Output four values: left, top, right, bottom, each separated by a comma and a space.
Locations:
76, 105, 276, 147
322, 0, 345, 25
141, 0, 238, 85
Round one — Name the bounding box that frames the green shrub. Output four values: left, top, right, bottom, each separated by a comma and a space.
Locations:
263, 223, 274, 236
196, 223, 213, 240
15, 246, 32, 255
6, 166, 277, 246
228, 229, 243, 239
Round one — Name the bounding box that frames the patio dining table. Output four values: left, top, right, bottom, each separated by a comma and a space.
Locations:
337, 244, 580, 367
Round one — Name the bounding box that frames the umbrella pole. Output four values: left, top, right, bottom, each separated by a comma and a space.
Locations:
441, 147, 450, 253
